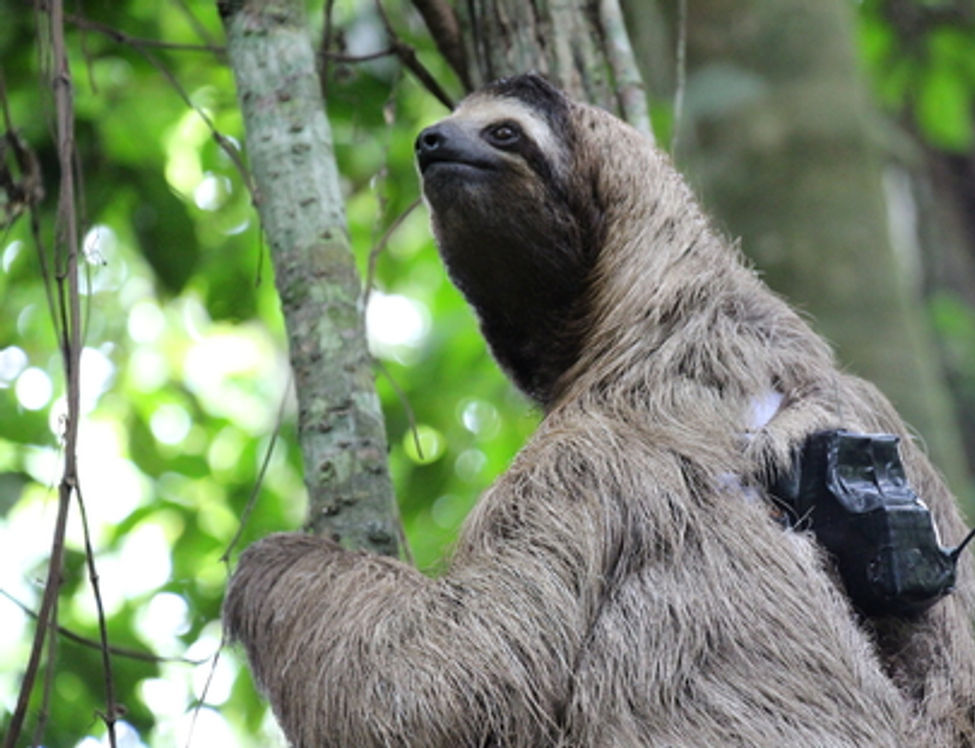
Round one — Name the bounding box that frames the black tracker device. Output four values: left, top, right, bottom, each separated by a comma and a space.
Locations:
770, 429, 974, 618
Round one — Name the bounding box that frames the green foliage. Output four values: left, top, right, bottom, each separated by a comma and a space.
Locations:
857, 0, 975, 150
0, 1, 530, 744
2, 1, 974, 745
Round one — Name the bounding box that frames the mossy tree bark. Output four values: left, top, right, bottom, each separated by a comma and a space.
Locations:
631, 0, 969, 492
423, 0, 652, 135
217, 0, 405, 557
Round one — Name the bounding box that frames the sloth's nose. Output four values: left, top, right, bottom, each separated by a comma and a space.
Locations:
415, 126, 445, 156
415, 125, 453, 173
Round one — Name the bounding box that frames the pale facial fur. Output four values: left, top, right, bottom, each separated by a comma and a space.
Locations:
448, 95, 569, 173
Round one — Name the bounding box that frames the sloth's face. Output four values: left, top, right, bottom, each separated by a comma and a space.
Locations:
415, 95, 569, 216
411, 75, 599, 403
414, 95, 580, 302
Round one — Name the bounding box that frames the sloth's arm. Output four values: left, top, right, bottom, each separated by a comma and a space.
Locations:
222, 446, 609, 746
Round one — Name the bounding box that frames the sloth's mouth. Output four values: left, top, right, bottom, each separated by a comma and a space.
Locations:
418, 156, 496, 175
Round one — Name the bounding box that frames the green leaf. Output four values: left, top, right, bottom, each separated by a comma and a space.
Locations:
916, 68, 974, 151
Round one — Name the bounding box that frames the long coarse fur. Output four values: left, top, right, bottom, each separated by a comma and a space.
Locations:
225, 75, 975, 746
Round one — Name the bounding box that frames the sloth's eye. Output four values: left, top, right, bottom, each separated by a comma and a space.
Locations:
485, 122, 521, 147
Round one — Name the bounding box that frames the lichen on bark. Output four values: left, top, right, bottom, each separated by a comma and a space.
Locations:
219, 0, 405, 557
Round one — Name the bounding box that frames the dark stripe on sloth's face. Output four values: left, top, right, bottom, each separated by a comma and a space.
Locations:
484, 122, 563, 199
480, 73, 572, 135
471, 77, 573, 203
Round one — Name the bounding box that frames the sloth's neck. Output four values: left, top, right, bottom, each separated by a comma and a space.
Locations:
553, 207, 832, 419
479, 295, 588, 408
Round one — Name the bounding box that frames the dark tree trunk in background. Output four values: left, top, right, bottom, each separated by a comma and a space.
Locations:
914, 150, 975, 482
627, 0, 970, 496
427, 0, 652, 134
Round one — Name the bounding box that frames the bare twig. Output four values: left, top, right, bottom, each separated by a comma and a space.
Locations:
220, 378, 292, 563
1, 590, 207, 664
40, 3, 250, 198
0, 73, 45, 228
3, 477, 70, 748
326, 47, 398, 63
31, 592, 59, 747
363, 197, 421, 308
671, 0, 688, 156
390, 40, 454, 110
317, 1, 455, 109
4, 7, 80, 747
597, 0, 652, 138
65, 9, 226, 55
76, 484, 119, 729
6, 1, 119, 744
374, 0, 455, 109
318, 0, 336, 100
375, 355, 424, 563
137, 45, 253, 198
409, 0, 471, 90
51, 0, 118, 741
184, 636, 227, 748
171, 0, 221, 48
29, 204, 63, 363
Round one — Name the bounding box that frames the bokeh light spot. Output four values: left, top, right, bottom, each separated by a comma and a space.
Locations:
402, 424, 445, 465
15, 366, 52, 410
150, 403, 192, 446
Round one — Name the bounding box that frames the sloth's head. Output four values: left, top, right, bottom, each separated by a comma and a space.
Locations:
415, 74, 614, 405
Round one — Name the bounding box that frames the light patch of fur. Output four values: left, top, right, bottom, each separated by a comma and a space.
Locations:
448, 95, 567, 173
225, 84, 975, 747
747, 389, 784, 433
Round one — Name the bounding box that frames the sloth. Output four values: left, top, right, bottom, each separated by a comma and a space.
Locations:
224, 74, 975, 746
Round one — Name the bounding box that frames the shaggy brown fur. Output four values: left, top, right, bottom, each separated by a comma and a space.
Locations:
225, 74, 975, 746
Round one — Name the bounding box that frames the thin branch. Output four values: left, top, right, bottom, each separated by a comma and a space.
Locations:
318, 0, 336, 100
671, 0, 688, 156
375, 356, 420, 566
1, 590, 206, 664
220, 378, 292, 563
41, 4, 250, 197
184, 635, 227, 748
52, 0, 116, 740
73, 129, 96, 346
171, 0, 221, 48
7, 1, 119, 744
390, 41, 454, 110
318, 2, 455, 109
409, 0, 471, 90
31, 591, 59, 747
363, 197, 421, 308
3, 479, 70, 748
3, 5, 80, 746
29, 204, 63, 355
133, 44, 253, 198
65, 10, 226, 55
0, 73, 45, 228
597, 0, 652, 138
76, 484, 119, 729
326, 47, 398, 63
374, 0, 455, 110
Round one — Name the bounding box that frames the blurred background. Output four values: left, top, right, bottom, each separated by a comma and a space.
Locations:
1, 0, 973, 744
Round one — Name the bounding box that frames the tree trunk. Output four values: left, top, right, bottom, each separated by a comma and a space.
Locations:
217, 0, 405, 556
914, 149, 975, 498
422, 0, 652, 135
652, 0, 970, 490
